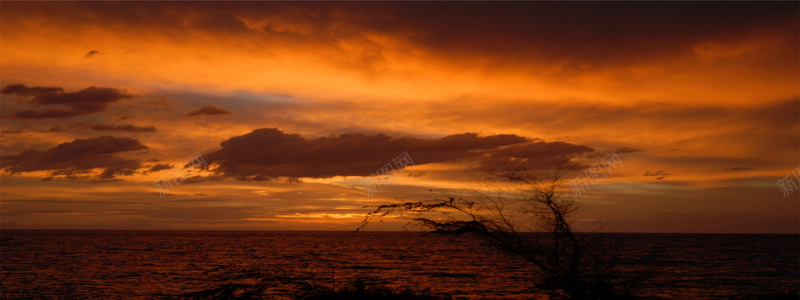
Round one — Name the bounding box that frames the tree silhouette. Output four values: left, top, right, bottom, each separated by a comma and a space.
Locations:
358, 158, 641, 299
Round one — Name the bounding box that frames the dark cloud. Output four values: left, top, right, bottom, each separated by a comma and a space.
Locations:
1, 136, 148, 180
0, 2, 792, 80
396, 2, 797, 67
643, 170, 671, 180
186, 105, 233, 117
203, 128, 591, 179
0, 84, 63, 95
147, 163, 173, 173
84, 50, 100, 58
284, 177, 303, 183
1, 129, 22, 134
1, 84, 133, 119
73, 122, 156, 132
7, 2, 793, 72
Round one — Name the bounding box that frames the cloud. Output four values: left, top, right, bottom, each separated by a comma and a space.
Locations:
1, 129, 22, 135
4, 2, 794, 95
202, 127, 592, 179
613, 147, 640, 154
186, 105, 233, 117
643, 170, 671, 180
179, 174, 230, 185
73, 122, 156, 132
84, 50, 100, 58
40, 2, 796, 67
147, 163, 173, 173
12, 109, 85, 119
1, 136, 148, 179
1, 84, 133, 119
0, 84, 63, 95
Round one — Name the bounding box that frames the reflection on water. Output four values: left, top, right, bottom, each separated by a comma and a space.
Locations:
1, 231, 797, 299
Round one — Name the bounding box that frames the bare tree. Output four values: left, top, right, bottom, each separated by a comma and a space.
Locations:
358, 158, 640, 299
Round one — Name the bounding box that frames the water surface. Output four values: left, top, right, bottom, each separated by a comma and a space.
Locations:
1, 231, 797, 299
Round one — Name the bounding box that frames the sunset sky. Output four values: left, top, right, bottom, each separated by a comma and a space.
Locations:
1, 2, 798, 233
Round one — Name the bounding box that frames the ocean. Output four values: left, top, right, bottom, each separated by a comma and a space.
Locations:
1, 231, 797, 299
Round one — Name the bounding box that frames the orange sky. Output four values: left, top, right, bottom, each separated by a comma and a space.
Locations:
1, 2, 798, 233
